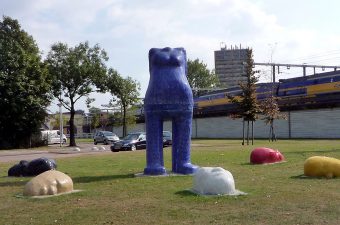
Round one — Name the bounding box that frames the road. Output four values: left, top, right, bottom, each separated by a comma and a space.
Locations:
0, 143, 113, 163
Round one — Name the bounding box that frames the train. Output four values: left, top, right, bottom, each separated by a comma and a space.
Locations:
193, 70, 340, 117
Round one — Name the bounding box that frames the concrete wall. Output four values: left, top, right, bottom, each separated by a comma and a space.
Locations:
290, 108, 340, 138
191, 116, 289, 139
112, 108, 340, 139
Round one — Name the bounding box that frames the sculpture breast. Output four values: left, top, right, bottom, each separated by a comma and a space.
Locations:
145, 47, 193, 106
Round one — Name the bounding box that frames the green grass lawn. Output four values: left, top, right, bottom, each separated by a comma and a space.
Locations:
75, 138, 94, 143
0, 139, 339, 225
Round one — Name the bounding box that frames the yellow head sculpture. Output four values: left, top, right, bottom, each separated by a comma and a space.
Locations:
304, 156, 340, 178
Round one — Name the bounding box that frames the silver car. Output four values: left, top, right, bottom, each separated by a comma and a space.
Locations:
94, 131, 119, 145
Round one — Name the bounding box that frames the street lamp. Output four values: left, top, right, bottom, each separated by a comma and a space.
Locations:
56, 61, 64, 147
57, 103, 63, 147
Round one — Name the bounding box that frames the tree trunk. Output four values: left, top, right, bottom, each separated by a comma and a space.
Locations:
69, 102, 77, 146
271, 120, 277, 142
242, 119, 245, 145
122, 105, 127, 137
247, 120, 249, 145
271, 123, 273, 141
251, 120, 254, 145
29, 133, 32, 148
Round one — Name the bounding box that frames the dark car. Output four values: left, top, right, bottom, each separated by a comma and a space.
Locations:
163, 131, 172, 147
111, 132, 146, 152
94, 131, 119, 145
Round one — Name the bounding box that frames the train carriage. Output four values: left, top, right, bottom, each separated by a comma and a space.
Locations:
193, 70, 340, 117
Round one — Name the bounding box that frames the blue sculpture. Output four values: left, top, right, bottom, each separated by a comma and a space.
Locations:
144, 47, 198, 175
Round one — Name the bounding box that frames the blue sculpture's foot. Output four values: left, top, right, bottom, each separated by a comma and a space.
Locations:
173, 163, 198, 175
144, 166, 167, 176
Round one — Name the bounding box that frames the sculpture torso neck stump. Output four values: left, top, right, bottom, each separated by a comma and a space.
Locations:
144, 47, 198, 175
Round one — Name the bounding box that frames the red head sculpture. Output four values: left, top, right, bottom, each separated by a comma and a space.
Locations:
250, 147, 284, 164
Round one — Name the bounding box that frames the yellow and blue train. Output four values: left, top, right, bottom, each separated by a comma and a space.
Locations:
193, 70, 340, 117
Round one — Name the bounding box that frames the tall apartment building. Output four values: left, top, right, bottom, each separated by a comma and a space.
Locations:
214, 46, 249, 88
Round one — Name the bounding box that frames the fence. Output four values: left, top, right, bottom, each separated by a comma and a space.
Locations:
63, 107, 340, 139
65, 133, 94, 139
109, 107, 340, 139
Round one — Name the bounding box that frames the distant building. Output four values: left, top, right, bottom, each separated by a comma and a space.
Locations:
214, 45, 249, 88
46, 111, 85, 136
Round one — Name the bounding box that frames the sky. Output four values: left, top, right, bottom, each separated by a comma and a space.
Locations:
2, 0, 340, 113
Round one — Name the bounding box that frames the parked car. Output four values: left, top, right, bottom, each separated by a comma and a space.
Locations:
41, 130, 67, 144
111, 132, 146, 152
163, 131, 172, 146
94, 131, 119, 145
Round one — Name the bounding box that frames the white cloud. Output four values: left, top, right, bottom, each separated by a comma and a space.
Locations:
2, 0, 340, 112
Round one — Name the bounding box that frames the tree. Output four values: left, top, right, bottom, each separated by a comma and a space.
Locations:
229, 49, 261, 145
261, 94, 287, 141
46, 42, 108, 146
187, 58, 219, 96
106, 69, 141, 137
0, 16, 52, 149
109, 103, 139, 128
88, 107, 101, 130
50, 113, 68, 130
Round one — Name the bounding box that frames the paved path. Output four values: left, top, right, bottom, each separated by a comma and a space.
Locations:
0, 143, 113, 163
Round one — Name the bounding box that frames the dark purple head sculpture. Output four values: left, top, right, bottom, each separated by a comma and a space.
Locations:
144, 47, 198, 175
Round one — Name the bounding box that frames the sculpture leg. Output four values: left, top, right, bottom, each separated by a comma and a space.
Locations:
172, 111, 198, 174
144, 112, 166, 175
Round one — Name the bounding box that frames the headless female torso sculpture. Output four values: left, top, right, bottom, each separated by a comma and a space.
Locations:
144, 47, 198, 175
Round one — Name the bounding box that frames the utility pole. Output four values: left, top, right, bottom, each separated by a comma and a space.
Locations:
57, 61, 64, 147
254, 62, 340, 79
58, 103, 63, 147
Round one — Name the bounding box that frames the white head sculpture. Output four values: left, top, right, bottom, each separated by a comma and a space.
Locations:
192, 167, 245, 196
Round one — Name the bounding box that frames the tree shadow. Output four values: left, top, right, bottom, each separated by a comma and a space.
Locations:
287, 148, 340, 155
290, 174, 320, 179
0, 180, 27, 187
239, 162, 286, 166
0, 173, 136, 187
240, 162, 252, 166
175, 190, 199, 197
72, 173, 135, 183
